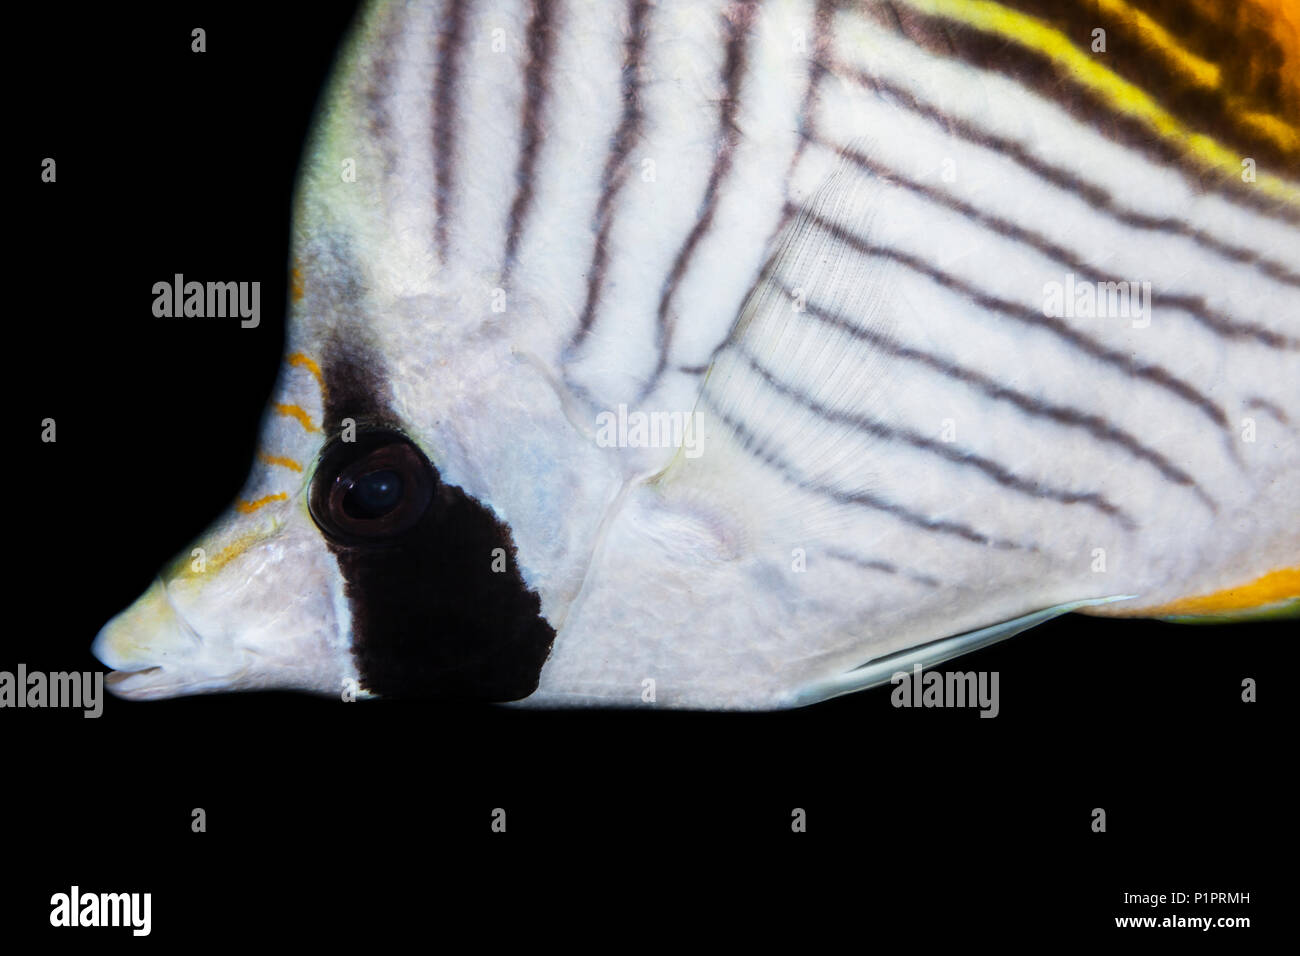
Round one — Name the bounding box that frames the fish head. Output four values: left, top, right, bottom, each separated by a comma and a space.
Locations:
90, 344, 369, 701
92, 509, 357, 702
87, 0, 740, 705
92, 235, 627, 703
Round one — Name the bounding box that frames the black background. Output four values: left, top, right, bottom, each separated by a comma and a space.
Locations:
9, 1, 1286, 943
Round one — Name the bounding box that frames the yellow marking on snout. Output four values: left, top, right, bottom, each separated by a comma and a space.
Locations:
166, 524, 278, 580
210, 539, 254, 571
274, 403, 320, 432
290, 263, 305, 303
259, 451, 304, 472
287, 352, 327, 399
1131, 567, 1300, 617
236, 493, 289, 514
178, 537, 257, 578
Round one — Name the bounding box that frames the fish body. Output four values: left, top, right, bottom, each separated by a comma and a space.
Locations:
94, 0, 1300, 708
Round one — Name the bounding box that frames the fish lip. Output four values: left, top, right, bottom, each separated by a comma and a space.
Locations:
102, 663, 252, 701
103, 667, 173, 700
105, 666, 162, 685
102, 666, 174, 700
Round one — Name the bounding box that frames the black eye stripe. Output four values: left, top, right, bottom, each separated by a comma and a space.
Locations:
315, 336, 556, 701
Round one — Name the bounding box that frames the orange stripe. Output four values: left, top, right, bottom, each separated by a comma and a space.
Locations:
259, 451, 304, 472
287, 352, 326, 397
274, 403, 319, 432
235, 493, 289, 515
290, 263, 306, 303
169, 533, 260, 579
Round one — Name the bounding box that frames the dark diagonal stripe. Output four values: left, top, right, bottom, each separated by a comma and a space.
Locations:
763, 0, 837, 260
641, 3, 757, 398
823, 137, 1298, 349
569, 0, 652, 351
832, 63, 1300, 289
794, 0, 834, 163
777, 279, 1215, 510
857, 1, 1300, 227
824, 547, 941, 587
1245, 396, 1291, 424
733, 343, 1138, 528
432, 0, 471, 263
503, 0, 558, 275
797, 204, 1230, 429
363, 7, 404, 178
700, 393, 1031, 551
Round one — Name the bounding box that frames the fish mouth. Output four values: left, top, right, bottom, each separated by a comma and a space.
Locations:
103, 666, 169, 699
105, 666, 162, 686
102, 664, 249, 701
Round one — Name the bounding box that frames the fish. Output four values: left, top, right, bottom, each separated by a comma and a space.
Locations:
92, 0, 1300, 708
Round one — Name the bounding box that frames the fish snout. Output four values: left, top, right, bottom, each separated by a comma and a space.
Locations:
91, 510, 361, 701
92, 578, 230, 700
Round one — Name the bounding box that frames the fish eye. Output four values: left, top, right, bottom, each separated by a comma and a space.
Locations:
309, 430, 436, 545
343, 469, 403, 519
